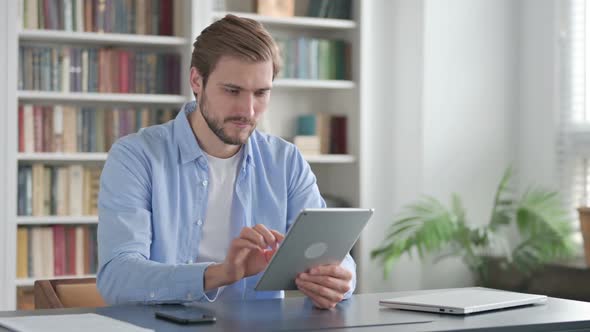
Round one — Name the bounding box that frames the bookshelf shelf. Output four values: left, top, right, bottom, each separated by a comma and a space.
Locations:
15, 274, 97, 287
17, 91, 188, 105
273, 79, 355, 89
17, 153, 355, 164
19, 29, 188, 47
305, 154, 356, 163
213, 12, 356, 29
16, 216, 98, 226
18, 153, 108, 162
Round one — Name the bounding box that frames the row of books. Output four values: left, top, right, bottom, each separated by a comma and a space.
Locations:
17, 225, 98, 278
295, 113, 348, 155
19, 46, 181, 94
18, 104, 178, 153
18, 164, 101, 217
307, 0, 352, 19
21, 0, 174, 35
275, 37, 351, 80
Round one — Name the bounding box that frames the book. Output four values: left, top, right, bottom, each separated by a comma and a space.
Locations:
69, 165, 84, 216
56, 167, 70, 216
17, 228, 28, 278
31, 164, 44, 217
41, 226, 55, 277
31, 227, 43, 277
330, 116, 347, 154
53, 225, 66, 276
296, 113, 331, 154
75, 226, 84, 275
65, 226, 77, 275
294, 135, 320, 155
257, 0, 294, 17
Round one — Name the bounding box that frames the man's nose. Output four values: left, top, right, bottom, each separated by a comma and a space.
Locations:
240, 93, 255, 117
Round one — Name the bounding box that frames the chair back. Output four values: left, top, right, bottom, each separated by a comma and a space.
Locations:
34, 278, 106, 309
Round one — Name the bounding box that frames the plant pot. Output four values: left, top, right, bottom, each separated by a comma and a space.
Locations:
478, 256, 529, 291
577, 207, 590, 267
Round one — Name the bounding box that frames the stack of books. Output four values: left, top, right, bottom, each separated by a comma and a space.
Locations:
294, 113, 348, 155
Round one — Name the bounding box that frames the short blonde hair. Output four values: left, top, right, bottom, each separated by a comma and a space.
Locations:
191, 14, 281, 96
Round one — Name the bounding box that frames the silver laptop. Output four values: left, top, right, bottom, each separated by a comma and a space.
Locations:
379, 287, 547, 315
255, 208, 373, 291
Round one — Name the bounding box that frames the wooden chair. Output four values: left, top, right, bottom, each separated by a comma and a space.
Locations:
34, 278, 106, 309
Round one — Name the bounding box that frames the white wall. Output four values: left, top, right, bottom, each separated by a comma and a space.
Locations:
359, 0, 526, 291
358, 0, 425, 293
419, 0, 519, 288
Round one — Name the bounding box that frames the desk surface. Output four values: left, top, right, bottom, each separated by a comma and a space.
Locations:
2, 289, 590, 332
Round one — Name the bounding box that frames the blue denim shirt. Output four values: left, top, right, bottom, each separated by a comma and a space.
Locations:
97, 101, 357, 304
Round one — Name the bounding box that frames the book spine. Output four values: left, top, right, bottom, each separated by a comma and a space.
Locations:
53, 225, 66, 276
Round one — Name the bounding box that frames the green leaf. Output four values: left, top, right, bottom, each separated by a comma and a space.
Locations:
370, 195, 460, 278
489, 167, 516, 230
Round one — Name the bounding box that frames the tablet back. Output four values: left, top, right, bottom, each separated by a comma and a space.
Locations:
255, 208, 373, 291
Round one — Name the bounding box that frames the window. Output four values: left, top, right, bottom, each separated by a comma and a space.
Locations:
560, 0, 588, 243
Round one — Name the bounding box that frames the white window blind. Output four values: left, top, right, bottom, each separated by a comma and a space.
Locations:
560, 0, 589, 241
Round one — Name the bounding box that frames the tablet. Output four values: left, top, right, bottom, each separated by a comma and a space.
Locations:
255, 208, 373, 291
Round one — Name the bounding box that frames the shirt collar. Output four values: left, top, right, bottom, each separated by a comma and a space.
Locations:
174, 101, 255, 169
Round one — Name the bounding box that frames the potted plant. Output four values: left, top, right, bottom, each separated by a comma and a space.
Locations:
371, 168, 576, 286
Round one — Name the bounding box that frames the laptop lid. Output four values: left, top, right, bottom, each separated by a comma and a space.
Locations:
379, 287, 547, 315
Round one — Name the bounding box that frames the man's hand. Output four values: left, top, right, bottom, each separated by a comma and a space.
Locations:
295, 265, 352, 309
204, 224, 284, 290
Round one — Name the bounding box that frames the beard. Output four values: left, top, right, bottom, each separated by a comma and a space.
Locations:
199, 91, 256, 145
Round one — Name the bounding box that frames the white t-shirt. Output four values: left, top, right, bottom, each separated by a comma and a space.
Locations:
196, 148, 243, 264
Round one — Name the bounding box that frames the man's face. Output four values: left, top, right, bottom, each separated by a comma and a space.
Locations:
192, 56, 273, 145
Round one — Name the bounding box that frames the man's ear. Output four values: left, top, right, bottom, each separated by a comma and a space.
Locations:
189, 67, 203, 97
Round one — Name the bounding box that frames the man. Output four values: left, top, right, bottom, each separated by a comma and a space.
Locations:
97, 14, 356, 309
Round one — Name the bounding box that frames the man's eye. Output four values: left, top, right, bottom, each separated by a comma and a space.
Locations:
255, 91, 268, 97
226, 88, 239, 95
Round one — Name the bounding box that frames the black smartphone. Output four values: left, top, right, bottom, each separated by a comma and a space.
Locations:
155, 308, 217, 325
